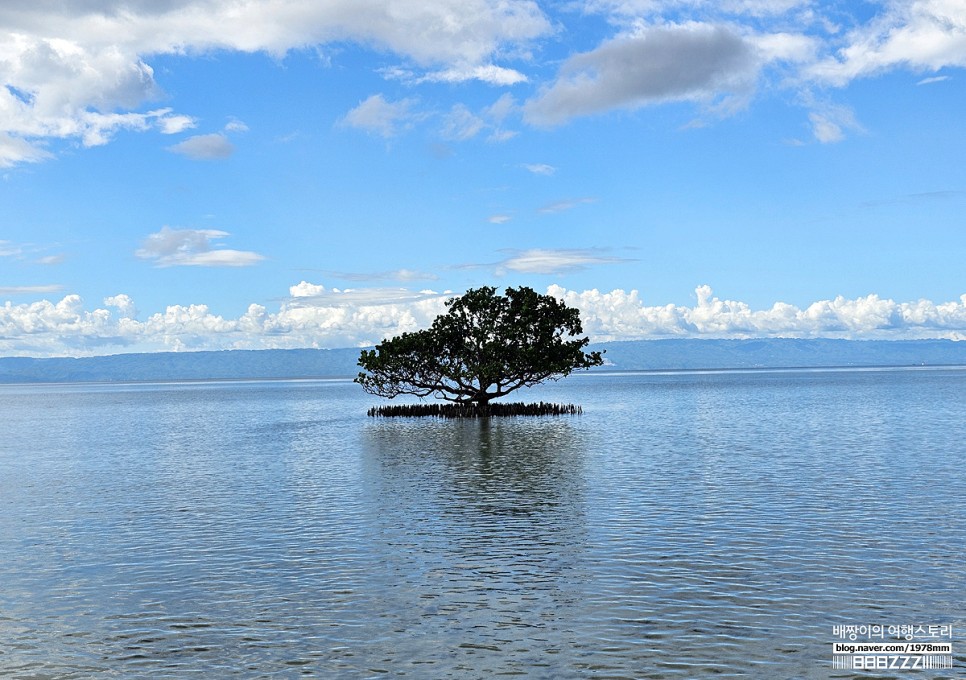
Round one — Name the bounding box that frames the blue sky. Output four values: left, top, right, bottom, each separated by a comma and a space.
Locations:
2, 0, 966, 356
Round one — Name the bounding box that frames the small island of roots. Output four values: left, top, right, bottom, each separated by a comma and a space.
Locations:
355, 286, 604, 418
367, 402, 583, 418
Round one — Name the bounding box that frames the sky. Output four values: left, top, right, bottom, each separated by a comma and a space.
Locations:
2, 0, 966, 357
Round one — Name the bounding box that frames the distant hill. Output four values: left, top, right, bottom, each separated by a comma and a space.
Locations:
593, 338, 966, 371
0, 348, 362, 384
1, 339, 965, 384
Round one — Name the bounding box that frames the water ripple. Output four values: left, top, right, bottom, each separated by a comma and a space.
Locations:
1, 372, 964, 678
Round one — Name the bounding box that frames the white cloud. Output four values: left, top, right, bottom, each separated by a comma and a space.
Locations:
0, 0, 551, 166
166, 133, 235, 159
441, 93, 522, 142
917, 74, 951, 85
808, 111, 843, 143
441, 104, 487, 141
176, 250, 265, 266
487, 129, 518, 142
0, 133, 54, 167
393, 269, 438, 282
290, 281, 328, 298
0, 240, 24, 258
0, 295, 121, 355
807, 103, 863, 143
523, 163, 556, 175
538, 197, 597, 213
486, 93, 517, 120
0, 285, 64, 295
3, 1, 966, 166
547, 285, 966, 341
104, 294, 138, 319
751, 31, 819, 63
808, 0, 966, 86
341, 91, 517, 142
5, 284, 966, 357
0, 239, 65, 264
0, 24, 198, 163
524, 2, 966, 131
418, 64, 529, 85
340, 94, 420, 138
488, 214, 513, 224
495, 248, 629, 275
224, 118, 249, 133
524, 23, 760, 126
135, 227, 265, 267
288, 282, 450, 306
157, 111, 197, 134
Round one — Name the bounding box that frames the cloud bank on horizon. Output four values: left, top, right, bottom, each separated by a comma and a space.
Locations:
3, 284, 966, 357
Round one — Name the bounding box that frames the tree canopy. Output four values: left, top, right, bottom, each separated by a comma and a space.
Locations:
356, 286, 603, 406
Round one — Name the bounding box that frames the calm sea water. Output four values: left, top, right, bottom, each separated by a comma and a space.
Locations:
1, 369, 964, 679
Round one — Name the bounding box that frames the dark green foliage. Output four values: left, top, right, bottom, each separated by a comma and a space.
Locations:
368, 402, 582, 418
356, 286, 603, 406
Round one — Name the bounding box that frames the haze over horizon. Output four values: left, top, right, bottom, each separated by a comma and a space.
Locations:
3, 1, 966, 357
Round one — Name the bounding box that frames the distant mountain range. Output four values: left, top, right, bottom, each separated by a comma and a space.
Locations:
2, 339, 965, 384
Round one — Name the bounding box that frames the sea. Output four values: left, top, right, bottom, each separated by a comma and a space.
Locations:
1, 368, 964, 679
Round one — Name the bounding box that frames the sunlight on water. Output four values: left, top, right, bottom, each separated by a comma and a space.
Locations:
1, 370, 964, 678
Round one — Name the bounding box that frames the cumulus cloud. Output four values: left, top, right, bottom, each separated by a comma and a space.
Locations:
4, 284, 966, 357
157, 112, 198, 135
750, 31, 819, 64
0, 29, 162, 150
524, 23, 760, 126
135, 227, 265, 267
0, 28, 196, 162
167, 133, 235, 159
0, 0, 550, 166
522, 2, 966, 135
4, 0, 966, 165
104, 294, 138, 319
547, 285, 966, 341
340, 95, 420, 138
6, 1, 966, 161
808, 0, 966, 86
0, 295, 124, 354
